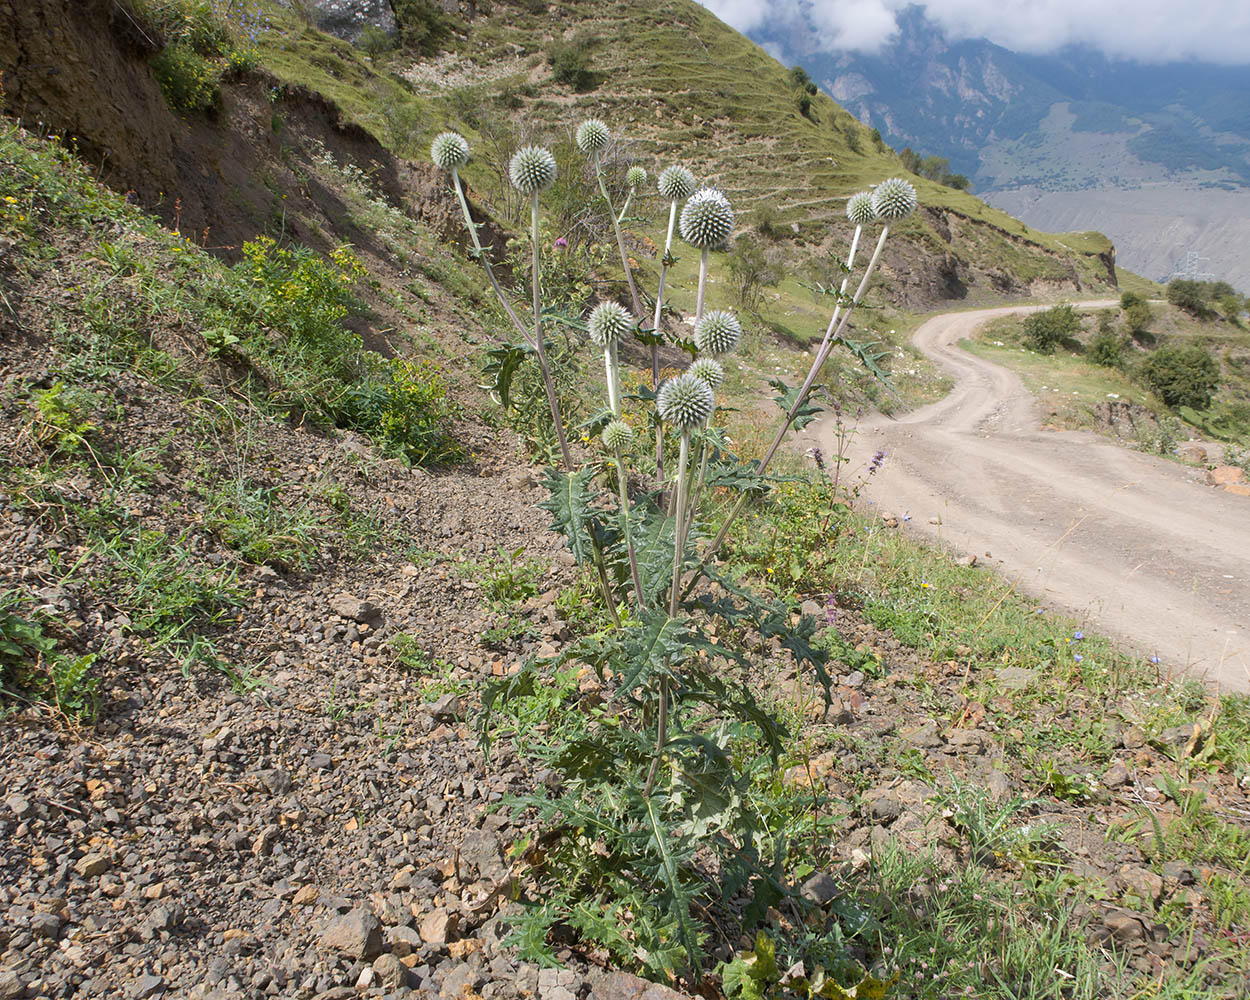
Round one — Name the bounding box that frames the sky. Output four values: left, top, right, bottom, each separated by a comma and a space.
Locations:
697, 0, 1250, 65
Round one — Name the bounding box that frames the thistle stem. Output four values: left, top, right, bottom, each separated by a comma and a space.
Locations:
594, 156, 644, 319
604, 344, 619, 417
652, 200, 678, 477
695, 248, 709, 324
531, 192, 574, 470
450, 168, 535, 349
691, 225, 893, 585
615, 445, 645, 608
617, 188, 634, 224
643, 428, 691, 798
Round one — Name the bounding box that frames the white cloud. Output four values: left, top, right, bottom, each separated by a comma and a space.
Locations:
697, 0, 1250, 64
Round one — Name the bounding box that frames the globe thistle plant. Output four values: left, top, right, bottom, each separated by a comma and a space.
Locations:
689, 357, 724, 390
588, 301, 632, 415
657, 373, 714, 430
657, 165, 695, 202
430, 131, 470, 171
680, 188, 735, 322
694, 310, 742, 357
509, 145, 558, 194
845, 190, 876, 226
871, 176, 918, 220
602, 419, 634, 451
576, 118, 610, 155
617, 165, 648, 223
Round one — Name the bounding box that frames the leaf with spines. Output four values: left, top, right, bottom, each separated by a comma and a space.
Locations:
537, 466, 599, 567
768, 377, 825, 430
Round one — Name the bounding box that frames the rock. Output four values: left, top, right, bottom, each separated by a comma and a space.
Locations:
880, 511, 899, 528
459, 829, 505, 880
293, 884, 320, 906
1174, 443, 1207, 464
390, 925, 423, 957
585, 971, 689, 1000
29, 911, 61, 938
946, 728, 987, 752
426, 693, 464, 722
955, 554, 977, 567
1103, 909, 1149, 944
328, 592, 381, 623
1206, 465, 1247, 486
843, 670, 865, 689
74, 853, 111, 878
1103, 761, 1130, 789
319, 907, 383, 960
0, 971, 22, 1000
799, 871, 838, 906
799, 599, 823, 618
994, 667, 1038, 691
1118, 866, 1164, 904
5, 794, 30, 819
372, 953, 409, 991
986, 771, 1012, 803
419, 908, 458, 945
253, 768, 292, 795
1225, 482, 1250, 497
134, 974, 166, 998
904, 719, 943, 748
442, 963, 484, 998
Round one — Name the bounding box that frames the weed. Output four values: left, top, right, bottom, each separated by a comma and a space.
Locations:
198, 476, 319, 570
0, 592, 98, 719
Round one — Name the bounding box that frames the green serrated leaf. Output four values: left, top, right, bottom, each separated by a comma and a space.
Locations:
537, 466, 599, 567
480, 342, 533, 411
768, 377, 825, 431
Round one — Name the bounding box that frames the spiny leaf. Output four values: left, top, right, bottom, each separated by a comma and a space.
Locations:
480, 342, 533, 411
538, 466, 600, 567
838, 336, 897, 396
641, 792, 702, 975
768, 377, 825, 431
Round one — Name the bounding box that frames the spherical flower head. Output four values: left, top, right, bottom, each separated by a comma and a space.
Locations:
695, 310, 742, 357
509, 145, 557, 194
602, 420, 634, 451
846, 190, 876, 225
576, 118, 610, 155
657, 373, 714, 429
430, 131, 469, 171
657, 165, 695, 201
625, 165, 647, 189
587, 301, 632, 346
872, 177, 918, 221
679, 187, 734, 250
689, 357, 724, 390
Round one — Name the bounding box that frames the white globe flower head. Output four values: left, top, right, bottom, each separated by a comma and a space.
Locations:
657, 165, 695, 201
576, 118, 610, 154
846, 190, 876, 225
695, 310, 742, 357
689, 357, 724, 390
587, 301, 632, 346
872, 177, 918, 221
430, 131, 470, 171
509, 145, 558, 194
657, 373, 714, 429
602, 420, 635, 451
679, 187, 734, 250
625, 165, 647, 189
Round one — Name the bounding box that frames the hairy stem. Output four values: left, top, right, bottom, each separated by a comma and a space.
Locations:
450, 168, 534, 348
692, 225, 893, 584
603, 344, 619, 417
695, 248, 709, 324
652, 200, 678, 478
615, 446, 645, 608
594, 156, 644, 318
531, 192, 574, 470
616, 187, 634, 224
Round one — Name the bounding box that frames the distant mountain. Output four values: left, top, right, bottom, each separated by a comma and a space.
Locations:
747, 5, 1250, 288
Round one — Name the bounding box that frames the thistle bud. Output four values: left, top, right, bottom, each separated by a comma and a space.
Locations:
576, 118, 610, 154
846, 190, 876, 225
657, 373, 714, 429
602, 420, 635, 451
509, 146, 558, 194
625, 165, 647, 189
694, 310, 742, 357
587, 301, 632, 346
430, 131, 470, 171
679, 187, 734, 250
871, 177, 918, 221
657, 165, 695, 201
689, 357, 725, 390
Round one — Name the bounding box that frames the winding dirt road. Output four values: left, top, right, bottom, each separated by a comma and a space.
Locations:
801, 303, 1250, 692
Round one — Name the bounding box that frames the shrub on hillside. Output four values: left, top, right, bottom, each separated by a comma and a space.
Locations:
1088, 328, 1127, 367
1167, 279, 1213, 318
1124, 300, 1153, 336
547, 37, 597, 91
1140, 344, 1220, 409
1120, 291, 1143, 309
392, 0, 454, 55
1023, 304, 1080, 353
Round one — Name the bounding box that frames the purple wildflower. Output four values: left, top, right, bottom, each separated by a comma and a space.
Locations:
1073, 630, 1084, 641
553, 236, 568, 248
1073, 653, 1084, 663
868, 449, 886, 474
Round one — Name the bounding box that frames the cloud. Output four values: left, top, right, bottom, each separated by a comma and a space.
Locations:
697, 0, 1250, 64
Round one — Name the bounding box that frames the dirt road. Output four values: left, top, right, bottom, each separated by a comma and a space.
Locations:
802, 303, 1250, 692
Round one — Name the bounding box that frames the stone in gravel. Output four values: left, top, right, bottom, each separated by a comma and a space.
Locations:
5, 794, 30, 819
440, 962, 481, 998
426, 694, 464, 722
586, 970, 689, 1000
29, 911, 62, 938
319, 907, 383, 960
459, 830, 505, 880
994, 667, 1037, 690
372, 950, 407, 990
799, 599, 823, 618
390, 925, 423, 957
420, 908, 458, 945
134, 973, 166, 997
329, 593, 381, 623
986, 771, 1012, 803
1103, 761, 1130, 788
799, 871, 838, 906
253, 768, 293, 795
904, 719, 943, 748
1103, 909, 1149, 944
74, 853, 110, 877
293, 884, 320, 906
308, 752, 334, 771
0, 972, 21, 1000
